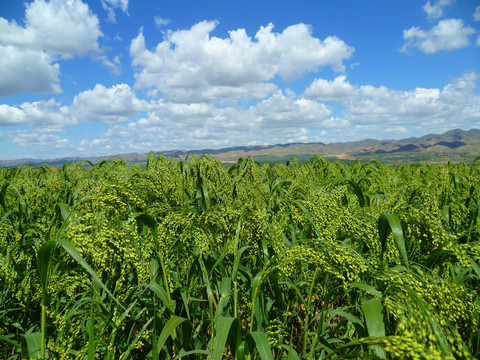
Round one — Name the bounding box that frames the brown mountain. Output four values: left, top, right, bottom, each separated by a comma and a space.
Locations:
167, 128, 480, 164
1, 128, 479, 167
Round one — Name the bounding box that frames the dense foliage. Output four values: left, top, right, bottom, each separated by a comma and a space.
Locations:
1, 154, 480, 359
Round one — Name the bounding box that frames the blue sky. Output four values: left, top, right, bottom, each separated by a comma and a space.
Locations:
0, 0, 479, 160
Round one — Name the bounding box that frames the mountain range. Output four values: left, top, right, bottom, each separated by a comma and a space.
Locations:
2, 128, 480, 167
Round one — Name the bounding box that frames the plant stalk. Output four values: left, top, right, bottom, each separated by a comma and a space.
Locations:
41, 304, 46, 359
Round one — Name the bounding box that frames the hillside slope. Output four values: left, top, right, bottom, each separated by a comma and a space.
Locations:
2, 128, 479, 167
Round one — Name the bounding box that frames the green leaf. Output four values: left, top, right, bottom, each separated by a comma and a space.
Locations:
144, 282, 170, 310
174, 350, 212, 359
246, 331, 274, 360
348, 179, 365, 208
22, 331, 42, 359
237, 341, 245, 360
212, 317, 241, 360
133, 212, 158, 237
199, 257, 214, 335
378, 213, 408, 268
346, 282, 382, 298
0, 210, 12, 227
56, 238, 123, 309
134, 212, 158, 249
37, 240, 56, 305
362, 298, 386, 359
328, 309, 364, 327
54, 202, 69, 221
156, 316, 187, 355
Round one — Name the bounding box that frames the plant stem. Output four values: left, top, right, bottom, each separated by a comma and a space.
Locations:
41, 304, 46, 359
303, 268, 318, 357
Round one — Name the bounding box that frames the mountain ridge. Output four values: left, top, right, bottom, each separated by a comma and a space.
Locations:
2, 128, 479, 167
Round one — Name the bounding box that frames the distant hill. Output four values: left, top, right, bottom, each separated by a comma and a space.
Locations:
2, 128, 480, 167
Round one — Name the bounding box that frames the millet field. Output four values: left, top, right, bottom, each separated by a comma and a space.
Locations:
1, 153, 480, 359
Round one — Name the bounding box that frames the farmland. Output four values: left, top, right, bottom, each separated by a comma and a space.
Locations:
1, 153, 480, 359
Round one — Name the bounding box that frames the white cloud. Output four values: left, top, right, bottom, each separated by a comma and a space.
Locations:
12, 72, 480, 156
423, 0, 455, 19
305, 72, 480, 134
0, 45, 61, 96
71, 84, 151, 124
0, 99, 75, 130
11, 131, 73, 150
401, 18, 476, 53
0, 0, 105, 95
474, 6, 480, 22
138, 102, 214, 127
0, 104, 28, 126
5, 69, 479, 157
101, 0, 129, 23
0, 0, 102, 58
130, 21, 354, 102
76, 88, 349, 155
252, 90, 332, 129
154, 16, 170, 28
346, 86, 445, 123
303, 76, 356, 102
0, 84, 148, 129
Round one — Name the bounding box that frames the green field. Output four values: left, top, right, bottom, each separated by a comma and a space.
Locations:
1, 154, 480, 359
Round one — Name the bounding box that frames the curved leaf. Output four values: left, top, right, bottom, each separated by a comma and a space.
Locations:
156, 316, 188, 355
56, 238, 123, 308
378, 213, 408, 268
362, 298, 386, 359
246, 331, 274, 360
212, 317, 241, 360
37, 240, 56, 305
21, 331, 42, 359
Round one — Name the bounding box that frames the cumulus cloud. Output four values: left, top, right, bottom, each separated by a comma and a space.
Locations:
12, 131, 73, 150
138, 102, 215, 128
401, 18, 476, 53
303, 76, 356, 102
0, 104, 29, 126
305, 72, 480, 134
0, 84, 148, 130
0, 0, 105, 96
0, 0, 102, 58
71, 84, 150, 124
130, 21, 354, 102
0, 98, 75, 130
423, 0, 455, 19
9, 73, 480, 156
0, 45, 61, 96
5, 70, 480, 157
147, 90, 338, 135
252, 90, 332, 129
77, 87, 350, 156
